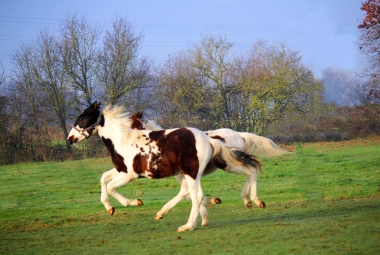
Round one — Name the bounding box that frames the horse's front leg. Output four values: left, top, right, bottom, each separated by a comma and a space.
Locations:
100, 168, 119, 215
101, 170, 143, 215
107, 172, 143, 208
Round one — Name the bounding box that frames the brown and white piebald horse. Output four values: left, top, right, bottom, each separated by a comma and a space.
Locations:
67, 102, 261, 232
129, 111, 288, 216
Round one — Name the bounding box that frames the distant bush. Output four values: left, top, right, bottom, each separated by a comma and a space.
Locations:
324, 132, 342, 141
268, 104, 380, 144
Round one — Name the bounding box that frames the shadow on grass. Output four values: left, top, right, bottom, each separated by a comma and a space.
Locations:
206, 196, 380, 229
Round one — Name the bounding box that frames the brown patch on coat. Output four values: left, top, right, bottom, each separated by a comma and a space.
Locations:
133, 153, 150, 176
132, 128, 199, 179
102, 137, 128, 173
209, 135, 226, 143
148, 130, 165, 141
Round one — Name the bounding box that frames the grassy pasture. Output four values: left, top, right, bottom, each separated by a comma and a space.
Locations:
1, 137, 379, 254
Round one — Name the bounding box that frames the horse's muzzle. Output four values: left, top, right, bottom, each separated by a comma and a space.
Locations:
68, 135, 78, 145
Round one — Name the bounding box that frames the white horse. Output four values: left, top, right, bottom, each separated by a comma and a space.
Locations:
67, 102, 261, 232
129, 112, 288, 215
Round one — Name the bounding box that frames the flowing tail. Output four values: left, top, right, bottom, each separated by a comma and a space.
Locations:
232, 150, 262, 172
239, 132, 289, 157
208, 137, 262, 172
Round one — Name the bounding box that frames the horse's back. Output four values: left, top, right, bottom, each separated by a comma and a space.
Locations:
206, 128, 245, 150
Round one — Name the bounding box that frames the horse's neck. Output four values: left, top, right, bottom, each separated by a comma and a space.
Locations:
145, 120, 163, 131
98, 117, 133, 146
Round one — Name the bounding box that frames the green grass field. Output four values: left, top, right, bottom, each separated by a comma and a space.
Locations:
1, 137, 379, 254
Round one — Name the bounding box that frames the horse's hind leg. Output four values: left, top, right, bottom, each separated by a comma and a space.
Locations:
178, 175, 205, 232
249, 171, 266, 209
155, 174, 189, 220
202, 196, 222, 204
229, 164, 265, 209
184, 194, 221, 204
199, 203, 209, 226
223, 163, 253, 208
156, 174, 212, 226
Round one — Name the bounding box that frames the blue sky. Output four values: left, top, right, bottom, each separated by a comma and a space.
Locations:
0, 0, 364, 78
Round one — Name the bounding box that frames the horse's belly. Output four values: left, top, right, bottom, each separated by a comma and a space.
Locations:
203, 161, 218, 176
145, 166, 181, 179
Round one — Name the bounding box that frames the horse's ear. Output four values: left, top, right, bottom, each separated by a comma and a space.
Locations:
89, 101, 101, 112
137, 111, 143, 118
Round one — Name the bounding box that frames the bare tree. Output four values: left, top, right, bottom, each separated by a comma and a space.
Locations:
155, 37, 320, 133
190, 34, 234, 127
0, 92, 11, 164
155, 52, 210, 129
97, 16, 148, 106
11, 29, 71, 150
61, 14, 102, 106
238, 41, 318, 134
0, 61, 5, 85
122, 56, 154, 112
11, 44, 42, 134
154, 35, 234, 130
34, 30, 71, 149
0, 83, 30, 163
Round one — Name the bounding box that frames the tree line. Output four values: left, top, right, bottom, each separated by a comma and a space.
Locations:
0, 13, 379, 164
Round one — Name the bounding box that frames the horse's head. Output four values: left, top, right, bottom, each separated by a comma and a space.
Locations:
67, 101, 103, 145
130, 111, 163, 131
130, 111, 146, 130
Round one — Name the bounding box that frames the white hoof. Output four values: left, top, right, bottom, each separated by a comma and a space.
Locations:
212, 198, 222, 204
201, 216, 208, 226
155, 214, 163, 220
107, 207, 115, 215
253, 198, 266, 209
177, 224, 194, 232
